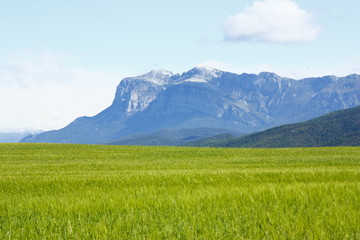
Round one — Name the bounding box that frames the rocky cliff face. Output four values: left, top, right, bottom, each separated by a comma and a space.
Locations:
21, 67, 360, 144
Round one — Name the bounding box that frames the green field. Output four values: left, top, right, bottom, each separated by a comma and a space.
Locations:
1, 144, 360, 239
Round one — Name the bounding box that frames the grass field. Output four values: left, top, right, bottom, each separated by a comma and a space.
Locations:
1, 144, 360, 239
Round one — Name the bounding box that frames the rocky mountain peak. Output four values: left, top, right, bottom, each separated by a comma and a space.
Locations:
146, 69, 174, 78
122, 69, 174, 86
172, 66, 222, 84
258, 72, 281, 80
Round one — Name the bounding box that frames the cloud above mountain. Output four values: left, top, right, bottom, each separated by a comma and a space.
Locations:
223, 0, 320, 43
0, 51, 71, 88
0, 51, 124, 131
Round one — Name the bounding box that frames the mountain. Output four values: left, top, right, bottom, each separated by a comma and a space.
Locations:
0, 130, 41, 143
180, 133, 238, 147
107, 128, 242, 146
0, 132, 27, 143
0, 130, 42, 143
209, 106, 360, 148
21, 67, 360, 144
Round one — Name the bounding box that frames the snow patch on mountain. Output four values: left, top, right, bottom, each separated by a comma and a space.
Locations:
174, 67, 222, 84
125, 69, 174, 85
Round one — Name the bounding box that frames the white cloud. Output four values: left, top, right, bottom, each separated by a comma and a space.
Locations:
0, 51, 126, 131
0, 51, 71, 88
223, 0, 320, 43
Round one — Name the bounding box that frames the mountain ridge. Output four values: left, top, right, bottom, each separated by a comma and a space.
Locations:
200, 105, 360, 148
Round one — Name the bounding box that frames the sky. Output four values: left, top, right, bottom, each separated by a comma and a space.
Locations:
1, 0, 359, 132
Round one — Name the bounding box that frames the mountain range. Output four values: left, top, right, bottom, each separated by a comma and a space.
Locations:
21, 67, 360, 144
0, 130, 41, 143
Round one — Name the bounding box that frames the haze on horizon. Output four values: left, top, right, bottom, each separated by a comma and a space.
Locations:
0, 0, 359, 132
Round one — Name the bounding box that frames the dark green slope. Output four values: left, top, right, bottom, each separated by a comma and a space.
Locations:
180, 134, 238, 147
217, 106, 360, 148
107, 128, 243, 146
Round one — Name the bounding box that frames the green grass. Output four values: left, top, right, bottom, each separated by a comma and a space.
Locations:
1, 144, 360, 239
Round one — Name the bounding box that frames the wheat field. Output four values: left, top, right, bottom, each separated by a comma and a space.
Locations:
1, 144, 359, 239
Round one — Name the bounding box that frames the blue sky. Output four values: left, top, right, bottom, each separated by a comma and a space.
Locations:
1, 0, 359, 131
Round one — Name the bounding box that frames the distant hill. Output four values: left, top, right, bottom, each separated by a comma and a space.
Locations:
180, 133, 238, 147
107, 128, 242, 146
0, 130, 42, 143
21, 67, 360, 144
212, 106, 360, 148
